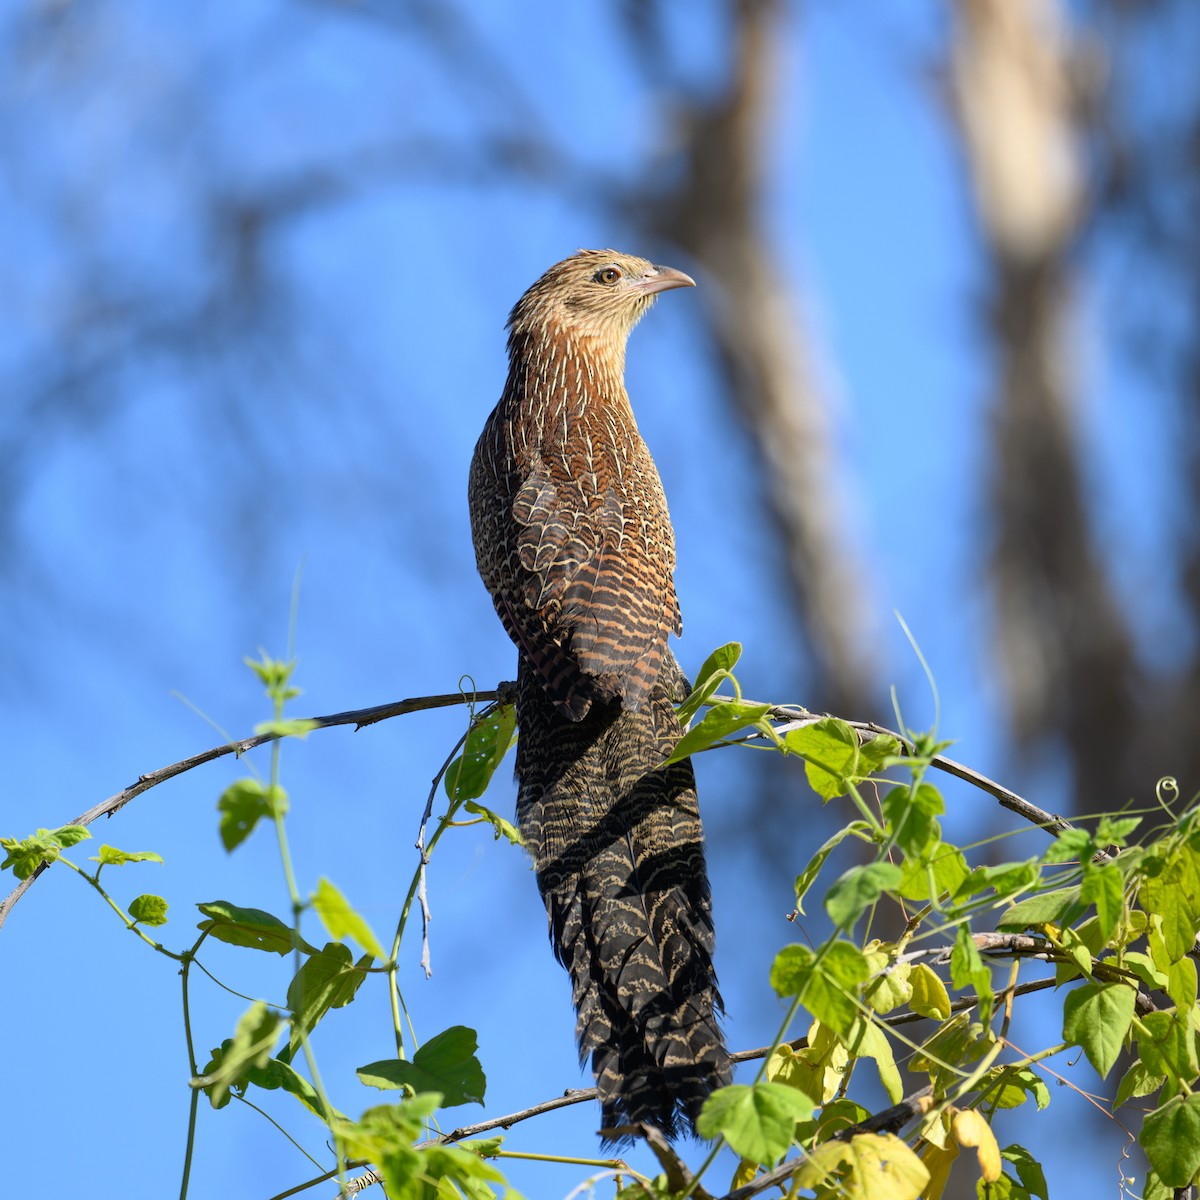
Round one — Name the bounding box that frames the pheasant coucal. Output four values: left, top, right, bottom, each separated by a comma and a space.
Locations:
469, 249, 730, 1141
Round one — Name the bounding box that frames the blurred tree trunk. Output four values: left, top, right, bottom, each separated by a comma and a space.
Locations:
947, 0, 1138, 808
1091, 0, 1200, 807
646, 0, 878, 718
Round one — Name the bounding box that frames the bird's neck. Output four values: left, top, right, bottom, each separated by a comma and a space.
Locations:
504, 323, 635, 445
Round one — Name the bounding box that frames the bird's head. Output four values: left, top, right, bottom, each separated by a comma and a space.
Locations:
506, 249, 695, 350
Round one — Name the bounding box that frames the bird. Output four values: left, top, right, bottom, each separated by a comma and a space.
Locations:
468, 248, 730, 1143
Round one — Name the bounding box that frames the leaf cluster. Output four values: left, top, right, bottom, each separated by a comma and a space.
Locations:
5, 643, 1199, 1199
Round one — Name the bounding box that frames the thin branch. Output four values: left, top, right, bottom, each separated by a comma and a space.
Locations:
1, 683, 1065, 933
273, 960, 1104, 1200
0, 688, 506, 931
739, 699, 1076, 837
438, 1088, 599, 1144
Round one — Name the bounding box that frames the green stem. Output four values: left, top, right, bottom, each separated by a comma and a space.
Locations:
264, 694, 347, 1191
235, 1093, 325, 1170
495, 1151, 626, 1168
177, 933, 209, 1200
386, 723, 474, 1056
178, 1086, 200, 1200
60, 858, 182, 959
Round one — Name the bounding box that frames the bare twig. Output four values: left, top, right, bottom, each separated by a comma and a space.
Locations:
0, 688, 504, 931
437, 1088, 598, 1144
416, 720, 482, 978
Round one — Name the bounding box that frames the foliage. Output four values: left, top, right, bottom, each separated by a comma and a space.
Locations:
3, 641, 1198, 1199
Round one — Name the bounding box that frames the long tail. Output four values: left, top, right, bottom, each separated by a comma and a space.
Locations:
515, 652, 730, 1143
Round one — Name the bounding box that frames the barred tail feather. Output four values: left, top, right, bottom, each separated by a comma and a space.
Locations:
515, 654, 730, 1142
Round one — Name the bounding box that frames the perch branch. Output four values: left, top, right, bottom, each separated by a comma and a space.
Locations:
1, 682, 1070, 932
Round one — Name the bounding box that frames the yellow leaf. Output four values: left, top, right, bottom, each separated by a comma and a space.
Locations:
795, 1132, 930, 1200
917, 1139, 958, 1200
909, 963, 952, 1019
731, 1158, 758, 1189
951, 1109, 1001, 1182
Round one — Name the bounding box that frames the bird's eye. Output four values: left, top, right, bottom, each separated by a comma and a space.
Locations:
595, 266, 622, 285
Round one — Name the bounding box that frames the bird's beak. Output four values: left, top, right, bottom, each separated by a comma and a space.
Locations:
635, 264, 696, 296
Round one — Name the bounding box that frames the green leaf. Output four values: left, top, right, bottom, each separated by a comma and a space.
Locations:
455, 1137, 504, 1159
1059, 926, 1093, 977
881, 782, 943, 858
1143, 1170, 1178, 1200
696, 1082, 813, 1164
1042, 827, 1093, 864
951, 924, 992, 1004
287, 943, 366, 1054
445, 704, 517, 801
54, 825, 92, 848
1140, 846, 1200, 962
311, 877, 386, 960
217, 779, 288, 852
1139, 1011, 1199, 1083
912, 1014, 994, 1092
244, 651, 297, 692
90, 845, 164, 868
952, 859, 1040, 903
862, 952, 911, 1016
785, 718, 860, 800
665, 699, 771, 765
806, 942, 870, 1037
337, 1096, 440, 1159
1001, 1144, 1048, 1200
196, 1002, 283, 1106
1080, 860, 1124, 942
196, 900, 299, 955
769, 944, 814, 998
825, 861, 902, 930
1114, 1061, 1165, 1109
335, 1100, 505, 1200
996, 886, 1084, 932
980, 1067, 1050, 1110
770, 943, 868, 1037
1, 826, 91, 879
1062, 981, 1137, 1078
1094, 816, 1140, 847
898, 841, 970, 901
1139, 1094, 1200, 1187
253, 717, 318, 739
1168, 956, 1198, 1011
803, 1097, 871, 1141
857, 733, 901, 774
128, 894, 168, 926
844, 1018, 902, 1104
793, 822, 874, 915
676, 642, 743, 727
1121, 952, 1168, 992
244, 1055, 346, 1123
358, 1026, 486, 1108
463, 801, 522, 846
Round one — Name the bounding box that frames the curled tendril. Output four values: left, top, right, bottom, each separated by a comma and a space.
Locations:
1154, 776, 1179, 813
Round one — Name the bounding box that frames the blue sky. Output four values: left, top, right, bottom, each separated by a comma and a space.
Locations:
1, 3, 1179, 1197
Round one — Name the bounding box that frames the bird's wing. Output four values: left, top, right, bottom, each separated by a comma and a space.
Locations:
508, 453, 678, 716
